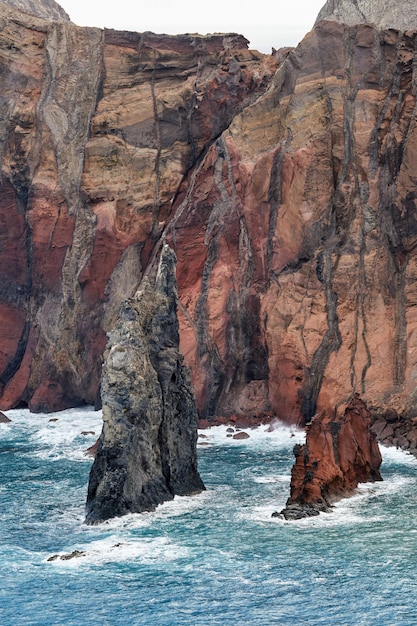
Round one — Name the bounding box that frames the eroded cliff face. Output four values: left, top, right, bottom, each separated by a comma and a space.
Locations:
316, 0, 417, 30
0, 4, 276, 412
280, 395, 382, 519
2, 3, 417, 425
163, 19, 417, 423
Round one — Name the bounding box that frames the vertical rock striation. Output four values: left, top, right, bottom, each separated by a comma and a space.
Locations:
280, 395, 382, 520
0, 2, 275, 414
3, 1, 417, 433
85, 245, 205, 524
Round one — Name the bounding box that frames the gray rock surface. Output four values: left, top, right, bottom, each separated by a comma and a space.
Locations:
85, 245, 205, 524
0, 0, 69, 21
316, 0, 417, 30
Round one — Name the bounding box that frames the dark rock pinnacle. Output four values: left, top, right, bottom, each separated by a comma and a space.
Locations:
85, 245, 205, 525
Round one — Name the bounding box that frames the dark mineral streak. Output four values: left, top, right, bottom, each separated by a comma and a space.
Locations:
85, 245, 205, 524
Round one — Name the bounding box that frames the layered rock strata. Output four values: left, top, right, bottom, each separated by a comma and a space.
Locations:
280, 396, 382, 520
3, 3, 417, 429
161, 16, 417, 424
85, 245, 205, 524
0, 2, 276, 414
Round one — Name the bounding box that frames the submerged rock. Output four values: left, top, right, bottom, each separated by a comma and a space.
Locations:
0, 411, 11, 423
85, 245, 205, 524
280, 395, 382, 520
47, 550, 86, 562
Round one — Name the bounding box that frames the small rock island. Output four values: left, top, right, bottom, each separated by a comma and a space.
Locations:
85, 245, 205, 524
279, 395, 382, 520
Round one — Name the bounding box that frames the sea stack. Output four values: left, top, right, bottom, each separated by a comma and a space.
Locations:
280, 395, 382, 520
85, 245, 205, 524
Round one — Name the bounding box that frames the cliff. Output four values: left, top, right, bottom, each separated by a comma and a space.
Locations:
85, 245, 205, 524
280, 396, 382, 520
0, 4, 275, 414
2, 2, 417, 427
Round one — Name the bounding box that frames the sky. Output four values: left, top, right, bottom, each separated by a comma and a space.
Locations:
58, 0, 327, 53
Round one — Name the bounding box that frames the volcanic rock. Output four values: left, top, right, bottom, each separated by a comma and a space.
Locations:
0, 0, 69, 21
370, 403, 417, 457
280, 396, 382, 520
85, 245, 205, 524
3, 3, 417, 435
233, 431, 250, 439
0, 2, 276, 415
47, 549, 86, 561
316, 0, 417, 30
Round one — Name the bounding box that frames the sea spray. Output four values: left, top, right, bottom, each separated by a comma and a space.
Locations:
1, 409, 417, 625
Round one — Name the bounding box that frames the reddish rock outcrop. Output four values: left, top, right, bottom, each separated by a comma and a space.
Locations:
3, 2, 417, 431
280, 396, 382, 519
0, 4, 276, 413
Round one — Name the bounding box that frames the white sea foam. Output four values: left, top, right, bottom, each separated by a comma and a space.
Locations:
380, 444, 417, 466
82, 490, 211, 533
2, 406, 102, 462
253, 474, 292, 484
45, 534, 189, 567
198, 423, 305, 450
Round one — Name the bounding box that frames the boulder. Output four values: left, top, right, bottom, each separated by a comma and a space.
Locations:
47, 549, 86, 562
85, 245, 205, 524
233, 431, 250, 440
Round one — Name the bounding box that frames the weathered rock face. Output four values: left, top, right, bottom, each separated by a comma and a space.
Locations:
163, 17, 417, 423
85, 245, 205, 524
3, 2, 417, 426
316, 0, 417, 30
0, 4, 275, 413
0, 0, 69, 21
280, 396, 382, 520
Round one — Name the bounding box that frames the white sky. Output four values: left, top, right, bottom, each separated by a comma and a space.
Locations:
58, 0, 326, 53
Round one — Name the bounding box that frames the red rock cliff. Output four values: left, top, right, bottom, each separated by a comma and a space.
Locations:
2, 3, 417, 424
0, 5, 275, 412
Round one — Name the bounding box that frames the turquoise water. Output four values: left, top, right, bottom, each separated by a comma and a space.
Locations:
1, 407, 417, 625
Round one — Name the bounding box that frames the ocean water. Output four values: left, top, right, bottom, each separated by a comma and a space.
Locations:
1, 408, 417, 626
